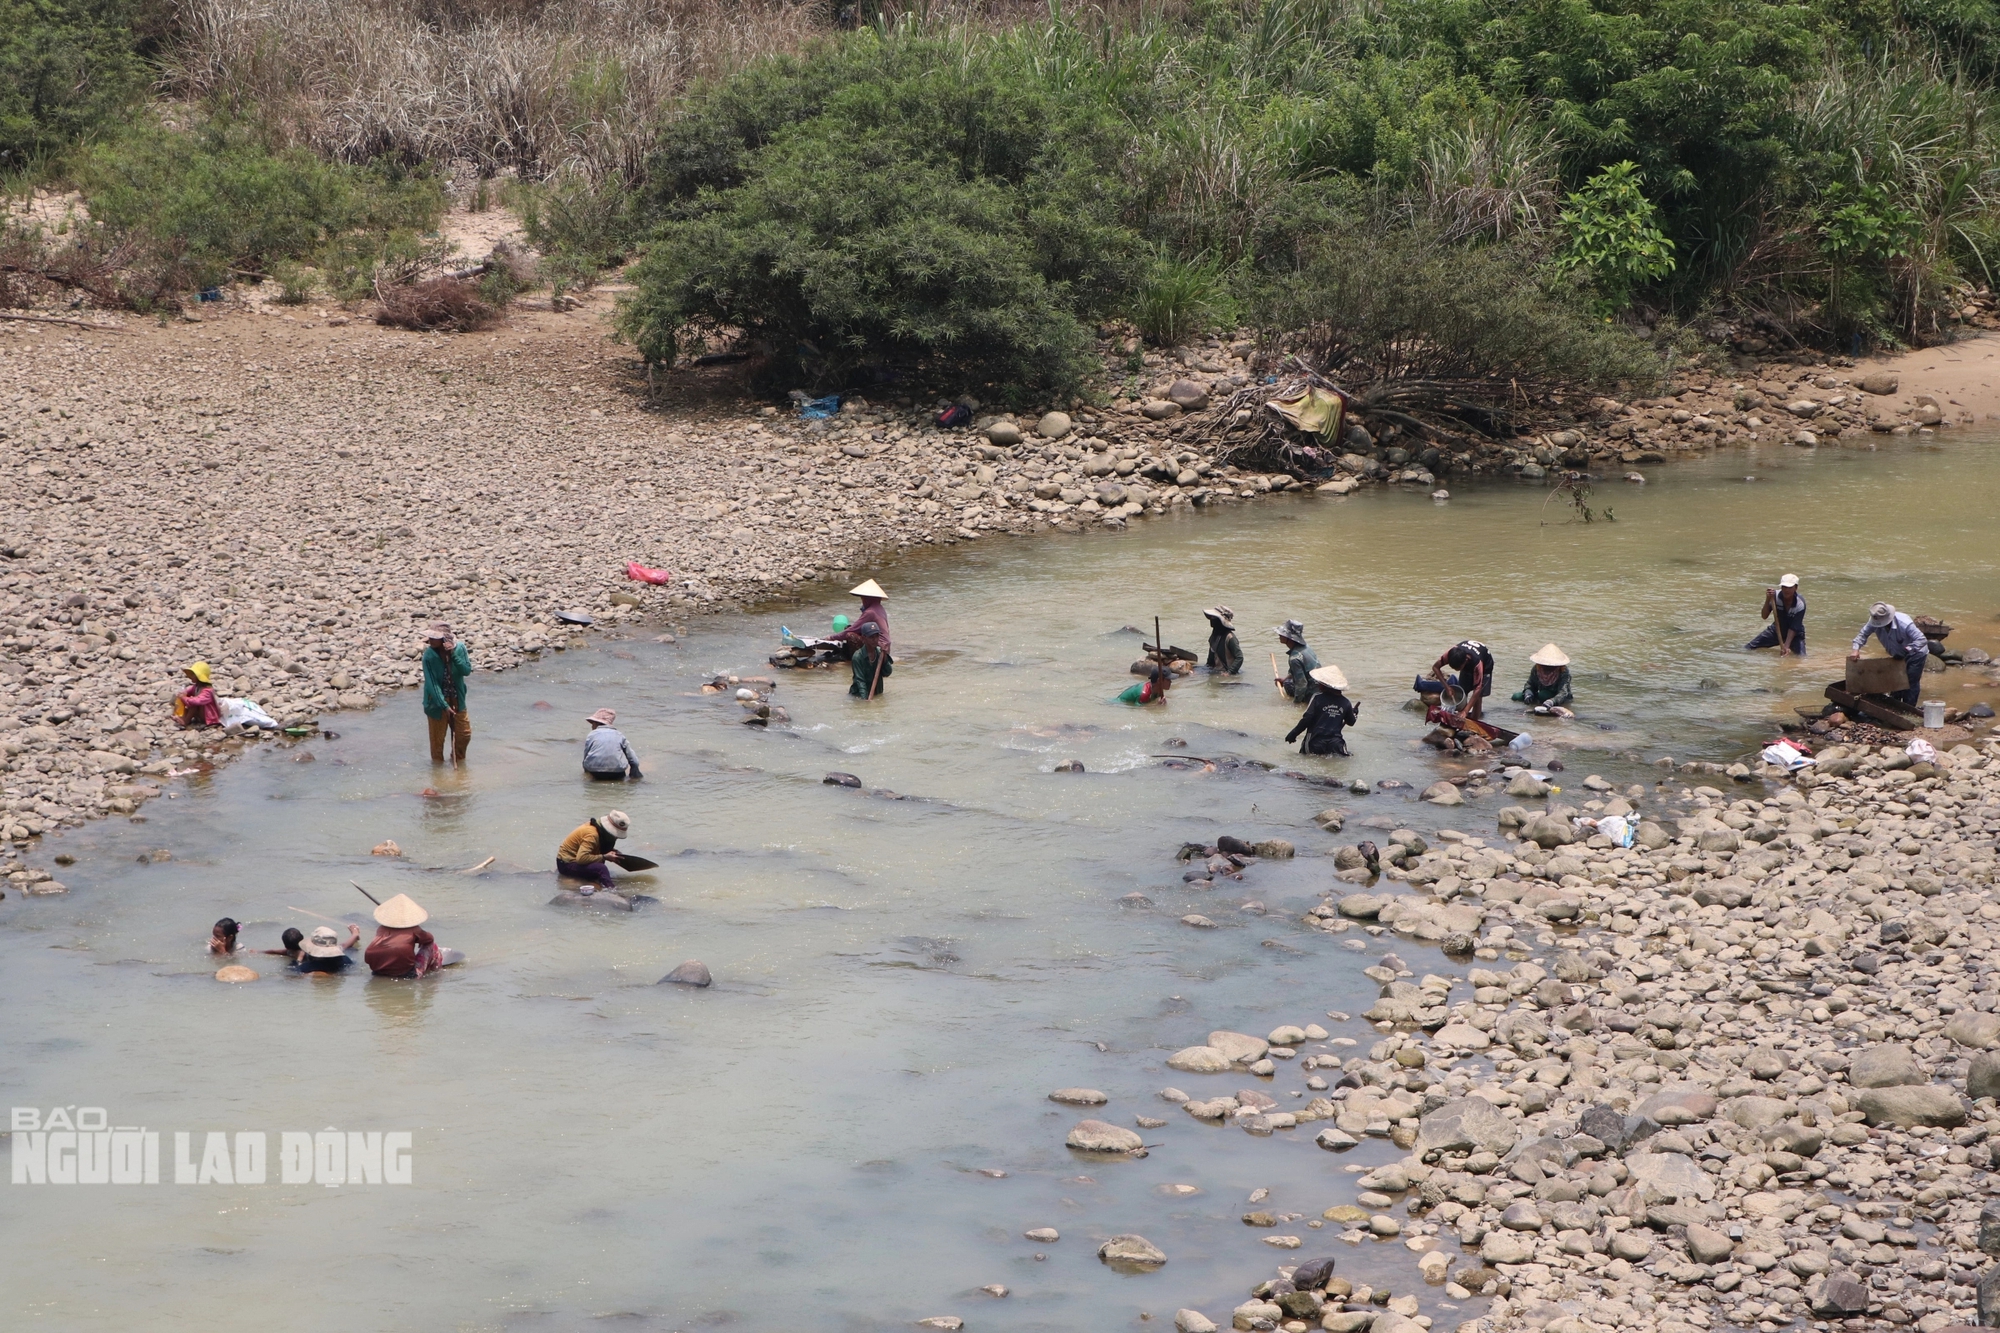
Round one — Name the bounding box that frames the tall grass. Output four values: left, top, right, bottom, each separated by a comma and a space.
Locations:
160, 0, 822, 179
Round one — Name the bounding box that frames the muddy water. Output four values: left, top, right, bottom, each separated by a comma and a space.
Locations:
3, 434, 1996, 1331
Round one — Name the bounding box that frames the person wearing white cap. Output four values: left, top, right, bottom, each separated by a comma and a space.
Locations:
1746, 574, 1807, 655
1285, 664, 1359, 755
1202, 606, 1243, 675
1512, 644, 1574, 709
582, 708, 641, 780
1851, 602, 1929, 706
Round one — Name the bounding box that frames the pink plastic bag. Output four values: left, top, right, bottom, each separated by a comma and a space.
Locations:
626, 561, 672, 586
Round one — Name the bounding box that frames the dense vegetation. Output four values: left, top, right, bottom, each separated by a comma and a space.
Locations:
10, 0, 2000, 406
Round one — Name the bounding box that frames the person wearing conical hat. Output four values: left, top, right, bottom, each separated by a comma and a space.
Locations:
1202, 606, 1243, 675
1512, 644, 1574, 710
363, 893, 461, 977
175, 661, 221, 728
1273, 619, 1320, 702
1285, 663, 1360, 756
832, 580, 892, 698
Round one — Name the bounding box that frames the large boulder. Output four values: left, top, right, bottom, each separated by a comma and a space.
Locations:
1166, 380, 1210, 411
1969, 1050, 2000, 1101
1522, 815, 1574, 849
1858, 371, 1900, 395
1946, 1012, 2000, 1050
1036, 411, 1074, 439
1416, 1096, 1519, 1155
1849, 1043, 1925, 1088
1624, 1151, 1715, 1201
1479, 1231, 1536, 1264
1856, 1085, 1968, 1128
1421, 781, 1464, 806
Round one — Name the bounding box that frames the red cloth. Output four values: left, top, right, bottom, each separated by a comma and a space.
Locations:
179, 685, 220, 727
626, 561, 672, 585
365, 925, 439, 978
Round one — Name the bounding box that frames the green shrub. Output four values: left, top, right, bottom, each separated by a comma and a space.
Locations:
74, 118, 444, 292
0, 0, 145, 174
1132, 252, 1238, 346
623, 33, 1139, 397
517, 172, 638, 293
1553, 162, 1677, 313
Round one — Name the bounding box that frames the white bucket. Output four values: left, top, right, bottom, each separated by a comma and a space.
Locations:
1922, 699, 1947, 728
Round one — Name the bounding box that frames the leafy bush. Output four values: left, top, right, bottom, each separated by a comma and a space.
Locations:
1553, 162, 1676, 312
0, 0, 145, 173
517, 172, 638, 294
74, 118, 444, 292
1255, 223, 1658, 429
622, 34, 1138, 397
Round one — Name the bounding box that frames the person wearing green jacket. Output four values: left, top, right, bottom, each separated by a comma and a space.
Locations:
422, 621, 472, 764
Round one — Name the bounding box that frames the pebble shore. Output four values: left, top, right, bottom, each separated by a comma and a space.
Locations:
1090, 735, 2000, 1333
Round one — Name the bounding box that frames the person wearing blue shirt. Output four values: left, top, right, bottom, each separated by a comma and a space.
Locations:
1746, 574, 1807, 655
1850, 602, 1929, 706
582, 708, 641, 780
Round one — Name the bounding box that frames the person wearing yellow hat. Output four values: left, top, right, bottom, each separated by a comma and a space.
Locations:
1511, 644, 1574, 709
1285, 664, 1359, 755
174, 662, 221, 728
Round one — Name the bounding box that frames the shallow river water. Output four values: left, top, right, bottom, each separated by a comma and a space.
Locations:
4, 434, 1997, 1331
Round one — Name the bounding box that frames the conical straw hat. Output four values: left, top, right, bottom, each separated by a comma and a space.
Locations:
1529, 643, 1570, 667
1309, 664, 1347, 689
848, 579, 886, 598
372, 893, 428, 928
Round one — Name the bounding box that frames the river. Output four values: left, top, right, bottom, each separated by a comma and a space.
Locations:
3, 433, 1996, 1330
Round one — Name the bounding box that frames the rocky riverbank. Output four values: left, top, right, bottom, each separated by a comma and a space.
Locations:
1055, 733, 2000, 1333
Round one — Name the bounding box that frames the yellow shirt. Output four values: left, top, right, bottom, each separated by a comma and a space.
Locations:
557, 822, 605, 862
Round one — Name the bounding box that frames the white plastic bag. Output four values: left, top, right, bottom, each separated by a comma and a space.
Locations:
1595, 814, 1635, 848
1760, 740, 1815, 771
219, 697, 280, 730
1906, 737, 1939, 763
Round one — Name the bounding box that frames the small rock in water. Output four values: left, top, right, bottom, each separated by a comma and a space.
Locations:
915, 1319, 963, 1331
371, 839, 402, 857
978, 1285, 1008, 1298
1048, 1088, 1108, 1106
1066, 1119, 1143, 1152
1181, 914, 1217, 929
1098, 1233, 1167, 1268
1024, 1227, 1060, 1242
214, 965, 259, 983
1053, 759, 1085, 772
823, 772, 863, 787
1119, 891, 1153, 907
659, 960, 713, 987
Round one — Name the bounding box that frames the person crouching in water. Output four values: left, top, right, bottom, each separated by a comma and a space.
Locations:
1512, 643, 1574, 712
582, 708, 641, 780
1203, 606, 1243, 674
557, 809, 631, 895
1120, 662, 1173, 705
1286, 665, 1359, 755
363, 893, 461, 977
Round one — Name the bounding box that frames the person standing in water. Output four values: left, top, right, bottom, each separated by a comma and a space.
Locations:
422, 622, 472, 765
1286, 665, 1359, 755
1850, 602, 1929, 707
1203, 606, 1243, 675
832, 580, 892, 698
1746, 574, 1807, 655
1274, 620, 1320, 701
